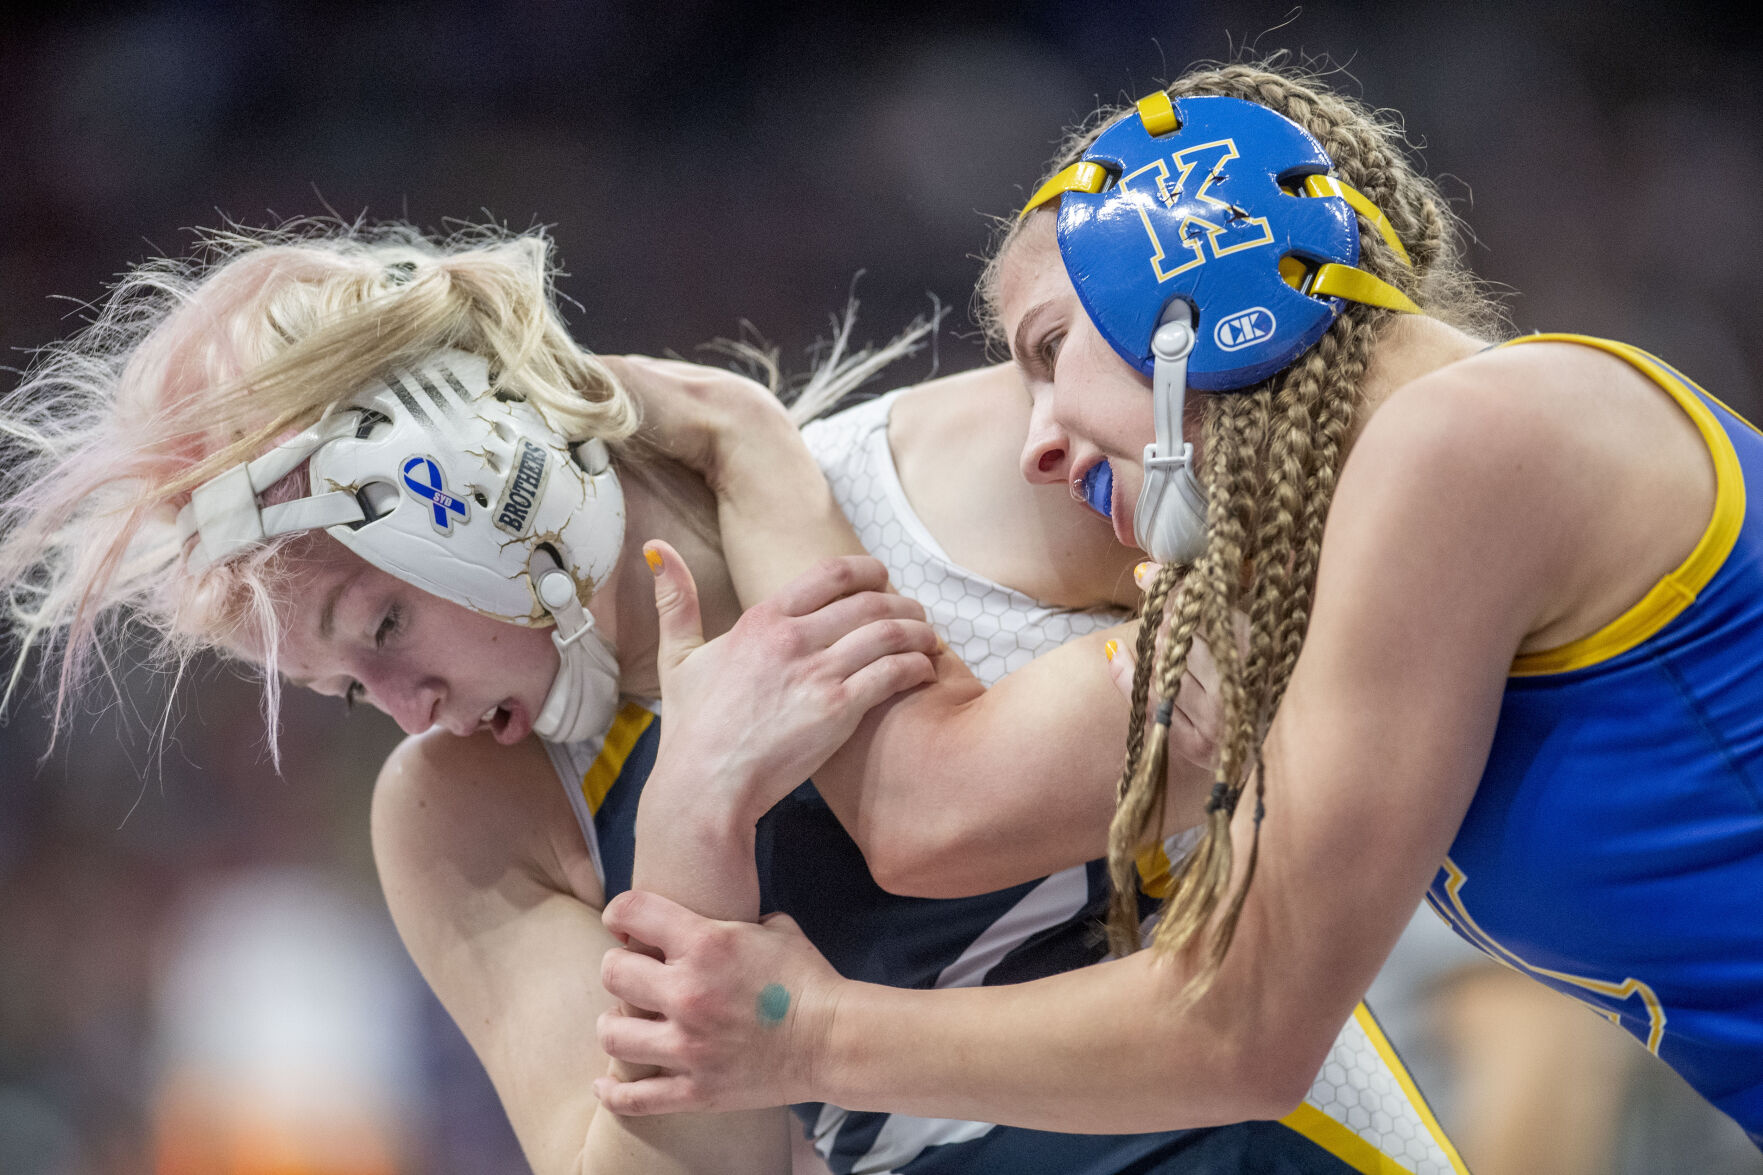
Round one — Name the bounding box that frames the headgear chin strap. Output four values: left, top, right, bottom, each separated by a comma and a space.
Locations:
1135, 303, 1208, 563
1021, 92, 1421, 564
529, 547, 623, 744
176, 349, 626, 744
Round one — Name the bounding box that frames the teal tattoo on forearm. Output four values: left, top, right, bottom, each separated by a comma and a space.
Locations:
756, 983, 791, 1026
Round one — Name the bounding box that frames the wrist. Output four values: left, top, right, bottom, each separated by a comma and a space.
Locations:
799, 976, 894, 1111
635, 772, 759, 851
645, 747, 778, 827
629, 794, 762, 922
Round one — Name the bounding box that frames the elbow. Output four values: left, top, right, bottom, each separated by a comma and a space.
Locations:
851, 703, 1023, 899
1139, 977, 1332, 1128
849, 795, 1007, 899
858, 824, 974, 899
863, 819, 1057, 899
1239, 1051, 1320, 1123
1162, 1048, 1316, 1130
1221, 1020, 1333, 1124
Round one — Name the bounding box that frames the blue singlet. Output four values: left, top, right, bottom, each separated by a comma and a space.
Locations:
1427, 335, 1763, 1146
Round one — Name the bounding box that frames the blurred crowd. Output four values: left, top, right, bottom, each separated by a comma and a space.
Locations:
2, 2, 1760, 1172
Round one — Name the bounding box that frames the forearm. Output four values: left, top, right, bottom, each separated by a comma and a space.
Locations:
631, 771, 761, 920
816, 950, 1304, 1133
699, 386, 1149, 893
713, 400, 865, 603
581, 771, 785, 1172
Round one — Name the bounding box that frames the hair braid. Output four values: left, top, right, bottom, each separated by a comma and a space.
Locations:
1107, 562, 1202, 950
1107, 393, 1257, 959
979, 61, 1502, 990
1105, 66, 1489, 993
1121, 559, 1178, 780
1245, 381, 1304, 728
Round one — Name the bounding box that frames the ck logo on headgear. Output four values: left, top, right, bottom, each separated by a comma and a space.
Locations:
402, 455, 469, 533
1214, 307, 1276, 352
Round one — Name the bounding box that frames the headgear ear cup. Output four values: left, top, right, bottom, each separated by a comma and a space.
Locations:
1021, 93, 1419, 563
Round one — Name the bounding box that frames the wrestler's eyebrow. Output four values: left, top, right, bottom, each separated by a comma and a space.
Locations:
1012, 300, 1056, 376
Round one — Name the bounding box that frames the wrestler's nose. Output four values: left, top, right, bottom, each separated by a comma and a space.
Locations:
370, 672, 443, 735
1020, 398, 1070, 485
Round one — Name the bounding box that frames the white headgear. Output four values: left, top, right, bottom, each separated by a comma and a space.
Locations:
176, 349, 624, 744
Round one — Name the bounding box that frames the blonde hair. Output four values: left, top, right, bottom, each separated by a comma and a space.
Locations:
981, 60, 1504, 998
0, 220, 635, 749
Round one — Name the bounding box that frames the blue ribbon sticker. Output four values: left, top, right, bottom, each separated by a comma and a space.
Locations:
402, 455, 469, 532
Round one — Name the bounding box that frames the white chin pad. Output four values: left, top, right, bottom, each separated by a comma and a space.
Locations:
533, 623, 622, 744
1134, 454, 1209, 565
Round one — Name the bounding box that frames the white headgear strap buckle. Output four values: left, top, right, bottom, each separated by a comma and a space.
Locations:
1134, 302, 1209, 564
175, 349, 625, 744
529, 547, 622, 744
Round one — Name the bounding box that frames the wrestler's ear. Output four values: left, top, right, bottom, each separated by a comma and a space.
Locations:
644, 541, 705, 678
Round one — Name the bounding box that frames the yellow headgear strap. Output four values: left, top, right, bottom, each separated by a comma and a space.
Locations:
1019, 160, 1110, 221
1134, 91, 1179, 136
1302, 175, 1412, 265
1308, 264, 1420, 314
1015, 103, 1420, 316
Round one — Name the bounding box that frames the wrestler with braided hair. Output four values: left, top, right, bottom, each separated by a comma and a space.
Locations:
595, 60, 1763, 1150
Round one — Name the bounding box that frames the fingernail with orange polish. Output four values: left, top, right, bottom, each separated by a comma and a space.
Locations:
1105, 639, 1119, 663
644, 547, 663, 575
1133, 562, 1154, 589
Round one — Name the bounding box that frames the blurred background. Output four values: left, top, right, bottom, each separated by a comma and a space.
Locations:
2, 2, 1760, 1172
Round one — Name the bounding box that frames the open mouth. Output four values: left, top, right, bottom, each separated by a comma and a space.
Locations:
481, 701, 524, 744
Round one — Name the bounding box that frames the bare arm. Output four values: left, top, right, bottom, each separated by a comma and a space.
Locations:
372, 731, 788, 1174
620, 358, 1136, 608
593, 363, 1609, 1126
804, 381, 1547, 1127
616, 358, 1203, 895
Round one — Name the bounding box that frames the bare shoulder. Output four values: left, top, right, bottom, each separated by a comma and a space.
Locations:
890, 364, 1138, 608
373, 730, 604, 916
1373, 335, 1699, 453
1335, 334, 1715, 654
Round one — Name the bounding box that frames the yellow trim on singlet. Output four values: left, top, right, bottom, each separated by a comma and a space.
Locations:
1279, 1103, 1409, 1174
1352, 1004, 1470, 1172
1504, 334, 1747, 677
1274, 1004, 1469, 1174
1431, 856, 1667, 1054
1135, 842, 1175, 899
580, 702, 657, 814
1280, 1104, 1414, 1174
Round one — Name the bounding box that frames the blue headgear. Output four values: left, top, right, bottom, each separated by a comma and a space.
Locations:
1020, 92, 1419, 563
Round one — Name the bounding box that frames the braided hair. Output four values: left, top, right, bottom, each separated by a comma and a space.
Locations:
981, 59, 1502, 1000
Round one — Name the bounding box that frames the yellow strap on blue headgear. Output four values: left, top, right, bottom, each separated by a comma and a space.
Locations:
1023, 93, 1426, 564
1019, 93, 1420, 333
1300, 174, 1411, 265
1020, 160, 1111, 220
